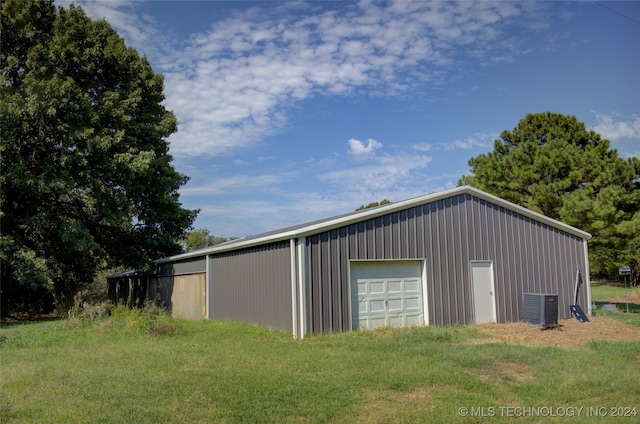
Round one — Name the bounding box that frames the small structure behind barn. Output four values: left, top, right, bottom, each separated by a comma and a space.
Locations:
108, 186, 592, 338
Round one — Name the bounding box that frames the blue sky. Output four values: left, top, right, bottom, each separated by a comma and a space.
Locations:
60, 0, 640, 238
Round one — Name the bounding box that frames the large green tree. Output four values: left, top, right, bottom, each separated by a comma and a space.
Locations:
459, 112, 640, 281
180, 228, 235, 252
1, 0, 197, 314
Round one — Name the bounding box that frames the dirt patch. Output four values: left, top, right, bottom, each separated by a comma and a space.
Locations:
600, 293, 640, 304
470, 316, 640, 350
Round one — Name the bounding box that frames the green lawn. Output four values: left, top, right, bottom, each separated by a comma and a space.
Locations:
2, 307, 639, 423
591, 280, 639, 301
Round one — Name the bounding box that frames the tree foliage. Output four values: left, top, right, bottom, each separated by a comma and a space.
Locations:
180, 228, 235, 252
356, 199, 392, 211
1, 0, 197, 314
459, 112, 640, 281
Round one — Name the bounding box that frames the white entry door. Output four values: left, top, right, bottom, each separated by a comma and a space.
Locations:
350, 261, 425, 330
471, 261, 497, 323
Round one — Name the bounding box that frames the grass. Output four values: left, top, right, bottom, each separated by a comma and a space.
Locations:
591, 280, 640, 317
593, 311, 640, 327
590, 280, 639, 301
2, 305, 639, 423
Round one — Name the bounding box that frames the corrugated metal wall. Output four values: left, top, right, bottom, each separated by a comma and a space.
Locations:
156, 256, 206, 276
305, 193, 588, 333
209, 241, 293, 332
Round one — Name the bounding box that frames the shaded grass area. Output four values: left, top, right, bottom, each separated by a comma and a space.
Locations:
2, 313, 639, 423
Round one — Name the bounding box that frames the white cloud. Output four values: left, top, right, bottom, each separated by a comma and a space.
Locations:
193, 177, 457, 237
411, 143, 433, 152
440, 132, 496, 150
320, 152, 432, 193
411, 133, 498, 152
180, 139, 455, 235
591, 111, 640, 141
410, 133, 495, 152
196, 200, 290, 237
180, 172, 296, 196
69, 0, 544, 158
348, 138, 383, 156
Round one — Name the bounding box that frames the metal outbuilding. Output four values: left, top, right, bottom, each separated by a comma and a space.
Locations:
154, 186, 592, 338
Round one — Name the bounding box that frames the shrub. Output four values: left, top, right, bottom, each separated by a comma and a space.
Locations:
65, 299, 113, 330
66, 301, 185, 336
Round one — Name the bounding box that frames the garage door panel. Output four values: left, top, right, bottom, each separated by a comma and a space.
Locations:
405, 314, 423, 326
369, 299, 386, 312
405, 296, 421, 310
358, 299, 368, 313
371, 317, 386, 329
388, 315, 404, 327
370, 281, 385, 294
387, 280, 402, 293
387, 298, 403, 311
351, 261, 424, 331
404, 279, 420, 292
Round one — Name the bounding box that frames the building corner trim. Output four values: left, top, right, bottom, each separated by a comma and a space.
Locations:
290, 239, 299, 339
297, 237, 307, 339
583, 239, 593, 316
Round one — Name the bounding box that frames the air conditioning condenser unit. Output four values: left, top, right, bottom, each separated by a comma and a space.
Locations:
523, 293, 558, 328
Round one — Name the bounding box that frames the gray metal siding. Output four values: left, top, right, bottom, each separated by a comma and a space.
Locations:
209, 241, 293, 332
305, 193, 588, 333
156, 257, 206, 276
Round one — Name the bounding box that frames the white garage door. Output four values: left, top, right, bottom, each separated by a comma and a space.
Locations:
350, 261, 425, 330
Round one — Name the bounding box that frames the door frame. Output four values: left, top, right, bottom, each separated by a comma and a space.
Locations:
470, 260, 497, 323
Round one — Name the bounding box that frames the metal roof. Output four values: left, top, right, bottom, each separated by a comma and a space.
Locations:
106, 269, 148, 279
156, 185, 592, 264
